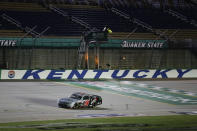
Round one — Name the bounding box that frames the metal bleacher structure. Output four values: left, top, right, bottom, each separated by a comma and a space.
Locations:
0, 0, 197, 69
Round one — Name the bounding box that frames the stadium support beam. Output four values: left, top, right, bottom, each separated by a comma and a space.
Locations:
164, 9, 197, 27
1, 13, 21, 28
164, 29, 179, 42
110, 7, 169, 40
49, 5, 93, 31
123, 27, 138, 40
111, 8, 130, 19
1, 13, 40, 37
1, 13, 50, 38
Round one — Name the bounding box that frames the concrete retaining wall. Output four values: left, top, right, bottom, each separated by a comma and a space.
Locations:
1, 69, 197, 80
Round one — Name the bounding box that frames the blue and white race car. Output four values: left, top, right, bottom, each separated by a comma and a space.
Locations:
58, 92, 102, 109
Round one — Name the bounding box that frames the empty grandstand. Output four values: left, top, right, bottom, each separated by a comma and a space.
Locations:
0, 0, 197, 69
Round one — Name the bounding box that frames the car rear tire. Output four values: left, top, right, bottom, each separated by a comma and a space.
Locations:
58, 104, 62, 108
91, 103, 96, 108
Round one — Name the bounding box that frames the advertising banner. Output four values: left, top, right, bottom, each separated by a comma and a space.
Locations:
0, 37, 167, 48
1, 69, 196, 80
0, 40, 17, 47
121, 40, 166, 48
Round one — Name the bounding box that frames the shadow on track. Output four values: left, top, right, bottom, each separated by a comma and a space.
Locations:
17, 97, 57, 107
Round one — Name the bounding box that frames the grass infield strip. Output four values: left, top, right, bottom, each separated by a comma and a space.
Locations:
0, 115, 197, 131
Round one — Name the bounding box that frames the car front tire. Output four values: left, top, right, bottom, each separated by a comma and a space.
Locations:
72, 103, 78, 109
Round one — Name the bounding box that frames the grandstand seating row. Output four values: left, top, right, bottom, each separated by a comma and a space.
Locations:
0, 0, 196, 7
0, 1, 196, 40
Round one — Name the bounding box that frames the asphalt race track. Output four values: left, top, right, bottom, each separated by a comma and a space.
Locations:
0, 80, 197, 123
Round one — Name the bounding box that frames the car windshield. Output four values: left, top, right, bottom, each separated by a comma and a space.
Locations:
70, 94, 82, 100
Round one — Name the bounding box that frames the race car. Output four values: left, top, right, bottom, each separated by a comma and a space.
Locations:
58, 92, 102, 109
